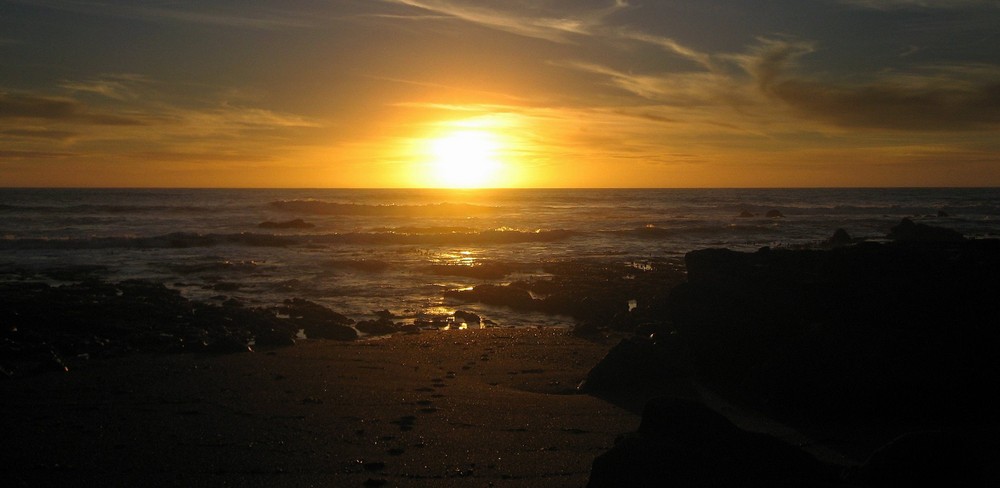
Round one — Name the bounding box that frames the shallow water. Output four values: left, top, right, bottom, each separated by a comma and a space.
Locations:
2, 188, 998, 326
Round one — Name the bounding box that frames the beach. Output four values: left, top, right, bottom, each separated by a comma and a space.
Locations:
2, 328, 637, 487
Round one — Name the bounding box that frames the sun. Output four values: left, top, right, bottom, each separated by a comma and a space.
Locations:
428, 130, 502, 188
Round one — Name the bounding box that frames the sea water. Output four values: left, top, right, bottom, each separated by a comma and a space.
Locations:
2, 188, 999, 327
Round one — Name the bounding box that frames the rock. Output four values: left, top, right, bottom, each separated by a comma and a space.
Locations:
444, 284, 537, 311
596, 224, 1000, 426
278, 299, 357, 341
937, 210, 949, 218
587, 397, 838, 488
257, 218, 315, 229
888, 217, 965, 242
355, 318, 398, 336
765, 209, 784, 218
848, 431, 990, 487
452, 310, 481, 327
578, 336, 691, 393
823, 228, 853, 248
737, 210, 754, 218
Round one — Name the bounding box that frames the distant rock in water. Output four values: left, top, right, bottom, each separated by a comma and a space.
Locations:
258, 218, 315, 229
822, 228, 853, 248
888, 217, 965, 242
765, 209, 784, 218
737, 210, 754, 218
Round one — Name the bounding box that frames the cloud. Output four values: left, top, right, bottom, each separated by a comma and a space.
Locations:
744, 40, 1000, 131
11, 0, 313, 30
0, 92, 146, 125
841, 0, 999, 9
1, 128, 78, 141
382, 0, 628, 42
0, 150, 76, 159
59, 74, 152, 101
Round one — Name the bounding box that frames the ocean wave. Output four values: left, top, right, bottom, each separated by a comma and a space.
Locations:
366, 226, 479, 234
268, 199, 500, 216
0, 232, 296, 250
0, 229, 579, 250
0, 204, 211, 214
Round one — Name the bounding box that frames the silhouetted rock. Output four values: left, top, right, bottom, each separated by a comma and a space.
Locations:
278, 298, 357, 341
765, 209, 785, 218
453, 310, 481, 327
888, 217, 965, 242
578, 337, 691, 393
823, 228, 853, 248
0, 279, 328, 376
355, 318, 398, 336
587, 397, 839, 487
848, 431, 994, 487
444, 284, 536, 311
584, 219, 1000, 452
737, 210, 754, 218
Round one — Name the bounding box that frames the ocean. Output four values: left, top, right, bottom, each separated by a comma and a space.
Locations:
2, 188, 999, 328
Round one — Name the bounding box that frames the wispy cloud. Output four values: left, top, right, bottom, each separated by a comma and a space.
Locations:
746, 39, 1000, 130
59, 74, 152, 101
841, 0, 1000, 9
11, 0, 313, 30
0, 92, 147, 125
382, 0, 628, 42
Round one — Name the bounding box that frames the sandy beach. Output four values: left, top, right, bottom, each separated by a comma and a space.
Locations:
1, 329, 638, 487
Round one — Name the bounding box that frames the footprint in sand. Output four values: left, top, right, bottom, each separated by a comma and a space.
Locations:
390, 415, 417, 431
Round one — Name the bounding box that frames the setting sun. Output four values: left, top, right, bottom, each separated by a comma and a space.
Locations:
427, 129, 503, 188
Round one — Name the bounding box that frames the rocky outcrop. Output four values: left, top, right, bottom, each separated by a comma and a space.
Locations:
0, 280, 360, 377
587, 397, 840, 488
584, 219, 1000, 487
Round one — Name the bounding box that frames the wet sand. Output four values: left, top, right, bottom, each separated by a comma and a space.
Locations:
1, 328, 638, 487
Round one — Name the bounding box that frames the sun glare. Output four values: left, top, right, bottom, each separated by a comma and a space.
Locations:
428, 130, 502, 188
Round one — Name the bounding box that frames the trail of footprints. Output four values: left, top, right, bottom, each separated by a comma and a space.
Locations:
356, 347, 493, 486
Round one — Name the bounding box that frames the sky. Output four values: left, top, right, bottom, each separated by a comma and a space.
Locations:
2, 0, 999, 188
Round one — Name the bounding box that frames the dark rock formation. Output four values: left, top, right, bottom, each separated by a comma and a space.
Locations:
888, 217, 965, 242
0, 280, 367, 377
277, 298, 357, 341
737, 210, 754, 218
847, 431, 993, 487
356, 311, 399, 336
578, 337, 691, 393
822, 228, 853, 248
452, 310, 481, 327
584, 219, 1000, 486
445, 284, 536, 311
587, 397, 840, 488
765, 209, 785, 218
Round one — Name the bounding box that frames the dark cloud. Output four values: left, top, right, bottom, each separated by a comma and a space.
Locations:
0, 92, 147, 126
0, 93, 79, 119
1, 128, 78, 140
0, 150, 75, 159
767, 78, 1000, 130
746, 40, 1000, 131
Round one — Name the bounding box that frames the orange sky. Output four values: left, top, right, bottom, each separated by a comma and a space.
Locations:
2, 1, 999, 187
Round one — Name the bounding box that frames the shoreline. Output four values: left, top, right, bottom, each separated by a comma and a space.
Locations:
2, 328, 638, 487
